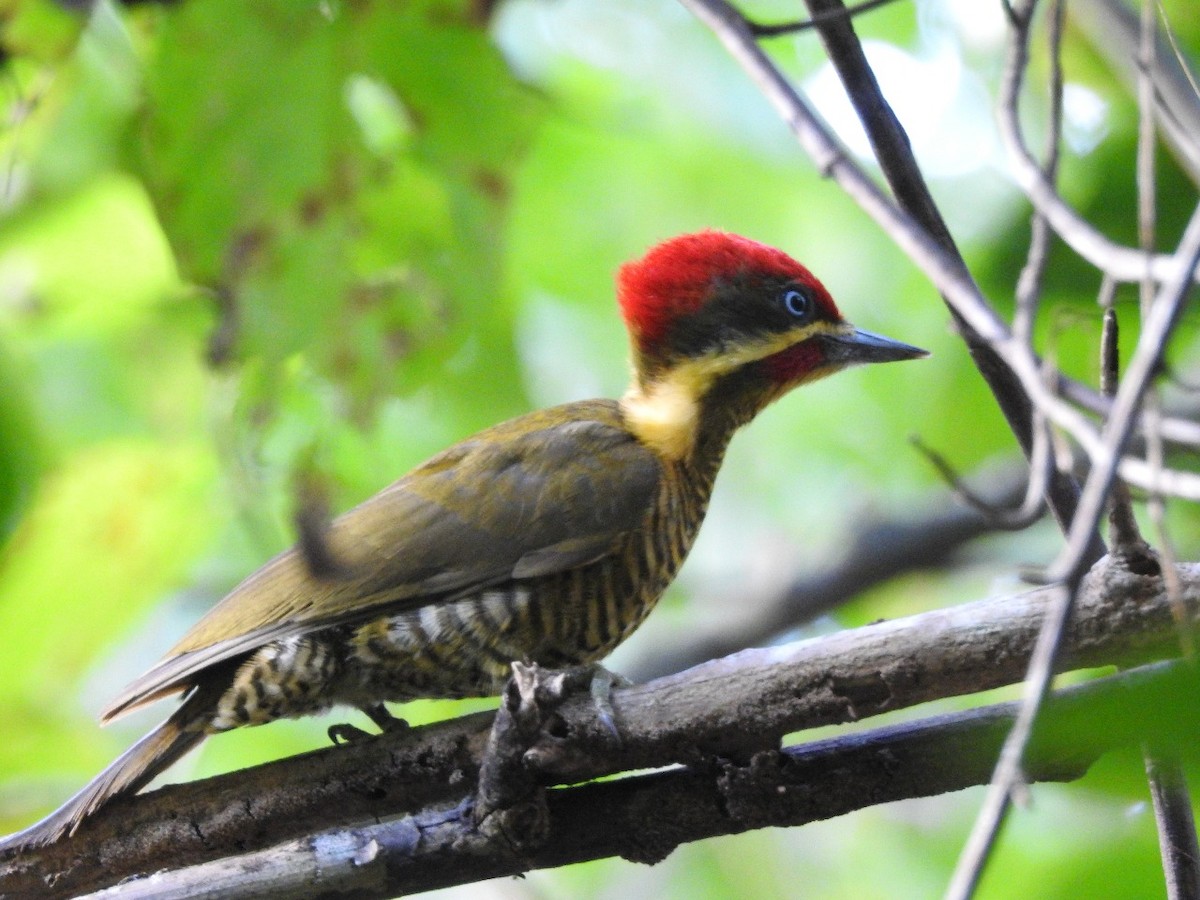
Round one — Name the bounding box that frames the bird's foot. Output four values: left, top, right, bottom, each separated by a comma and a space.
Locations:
473, 661, 631, 850
328, 703, 409, 745
550, 663, 629, 745
327, 723, 371, 745
473, 662, 555, 849
362, 702, 409, 733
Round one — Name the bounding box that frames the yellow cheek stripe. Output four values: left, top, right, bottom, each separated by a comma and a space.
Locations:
620, 321, 848, 460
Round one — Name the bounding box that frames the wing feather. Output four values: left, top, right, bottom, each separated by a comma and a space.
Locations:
102, 400, 660, 721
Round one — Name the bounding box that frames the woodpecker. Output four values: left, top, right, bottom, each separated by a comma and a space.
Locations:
0, 230, 925, 852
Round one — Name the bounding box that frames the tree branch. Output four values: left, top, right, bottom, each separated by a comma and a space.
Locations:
76, 660, 1200, 898
5, 556, 1198, 896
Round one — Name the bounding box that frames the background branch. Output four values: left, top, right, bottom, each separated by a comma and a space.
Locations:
633, 464, 1033, 681
1072, 0, 1200, 186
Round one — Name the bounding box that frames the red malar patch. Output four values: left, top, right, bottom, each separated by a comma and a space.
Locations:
763, 339, 825, 383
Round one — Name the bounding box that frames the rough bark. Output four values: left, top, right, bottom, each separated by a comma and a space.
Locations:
76, 661, 1200, 899
3, 556, 1197, 897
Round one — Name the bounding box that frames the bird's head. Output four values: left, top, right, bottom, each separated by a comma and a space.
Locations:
617, 230, 926, 460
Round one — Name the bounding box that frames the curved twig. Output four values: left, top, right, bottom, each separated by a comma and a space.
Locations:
997, 0, 1200, 285
909, 437, 1047, 530
1012, 0, 1065, 347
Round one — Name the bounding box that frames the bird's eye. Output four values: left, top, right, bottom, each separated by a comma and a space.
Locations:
782, 288, 812, 319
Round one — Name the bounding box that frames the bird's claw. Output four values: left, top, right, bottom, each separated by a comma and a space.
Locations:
327, 703, 408, 746
362, 702, 409, 734
553, 663, 628, 745
327, 723, 373, 745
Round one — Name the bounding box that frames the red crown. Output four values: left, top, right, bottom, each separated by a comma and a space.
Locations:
617, 231, 838, 349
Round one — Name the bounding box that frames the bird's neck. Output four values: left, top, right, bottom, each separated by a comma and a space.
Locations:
620, 364, 775, 470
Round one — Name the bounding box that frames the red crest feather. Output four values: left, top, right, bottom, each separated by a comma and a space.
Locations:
617, 231, 839, 349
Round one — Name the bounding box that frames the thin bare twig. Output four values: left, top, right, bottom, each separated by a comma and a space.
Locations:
1012, 0, 1065, 347
946, 578, 1082, 900
909, 437, 1046, 530
1146, 752, 1200, 900
1138, 0, 1158, 299
1101, 307, 1148, 553
1156, 1, 1200, 109
997, 0, 1200, 285
679, 0, 1200, 502
1134, 8, 1200, 892
746, 0, 900, 38
1045, 200, 1200, 582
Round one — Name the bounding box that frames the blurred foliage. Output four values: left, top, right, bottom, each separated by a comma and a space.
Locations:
0, 0, 1196, 897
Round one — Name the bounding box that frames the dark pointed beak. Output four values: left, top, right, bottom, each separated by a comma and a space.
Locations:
822, 327, 928, 366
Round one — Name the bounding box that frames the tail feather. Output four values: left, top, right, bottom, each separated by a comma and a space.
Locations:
0, 714, 204, 855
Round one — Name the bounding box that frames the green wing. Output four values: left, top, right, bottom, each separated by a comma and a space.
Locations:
103, 399, 661, 721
